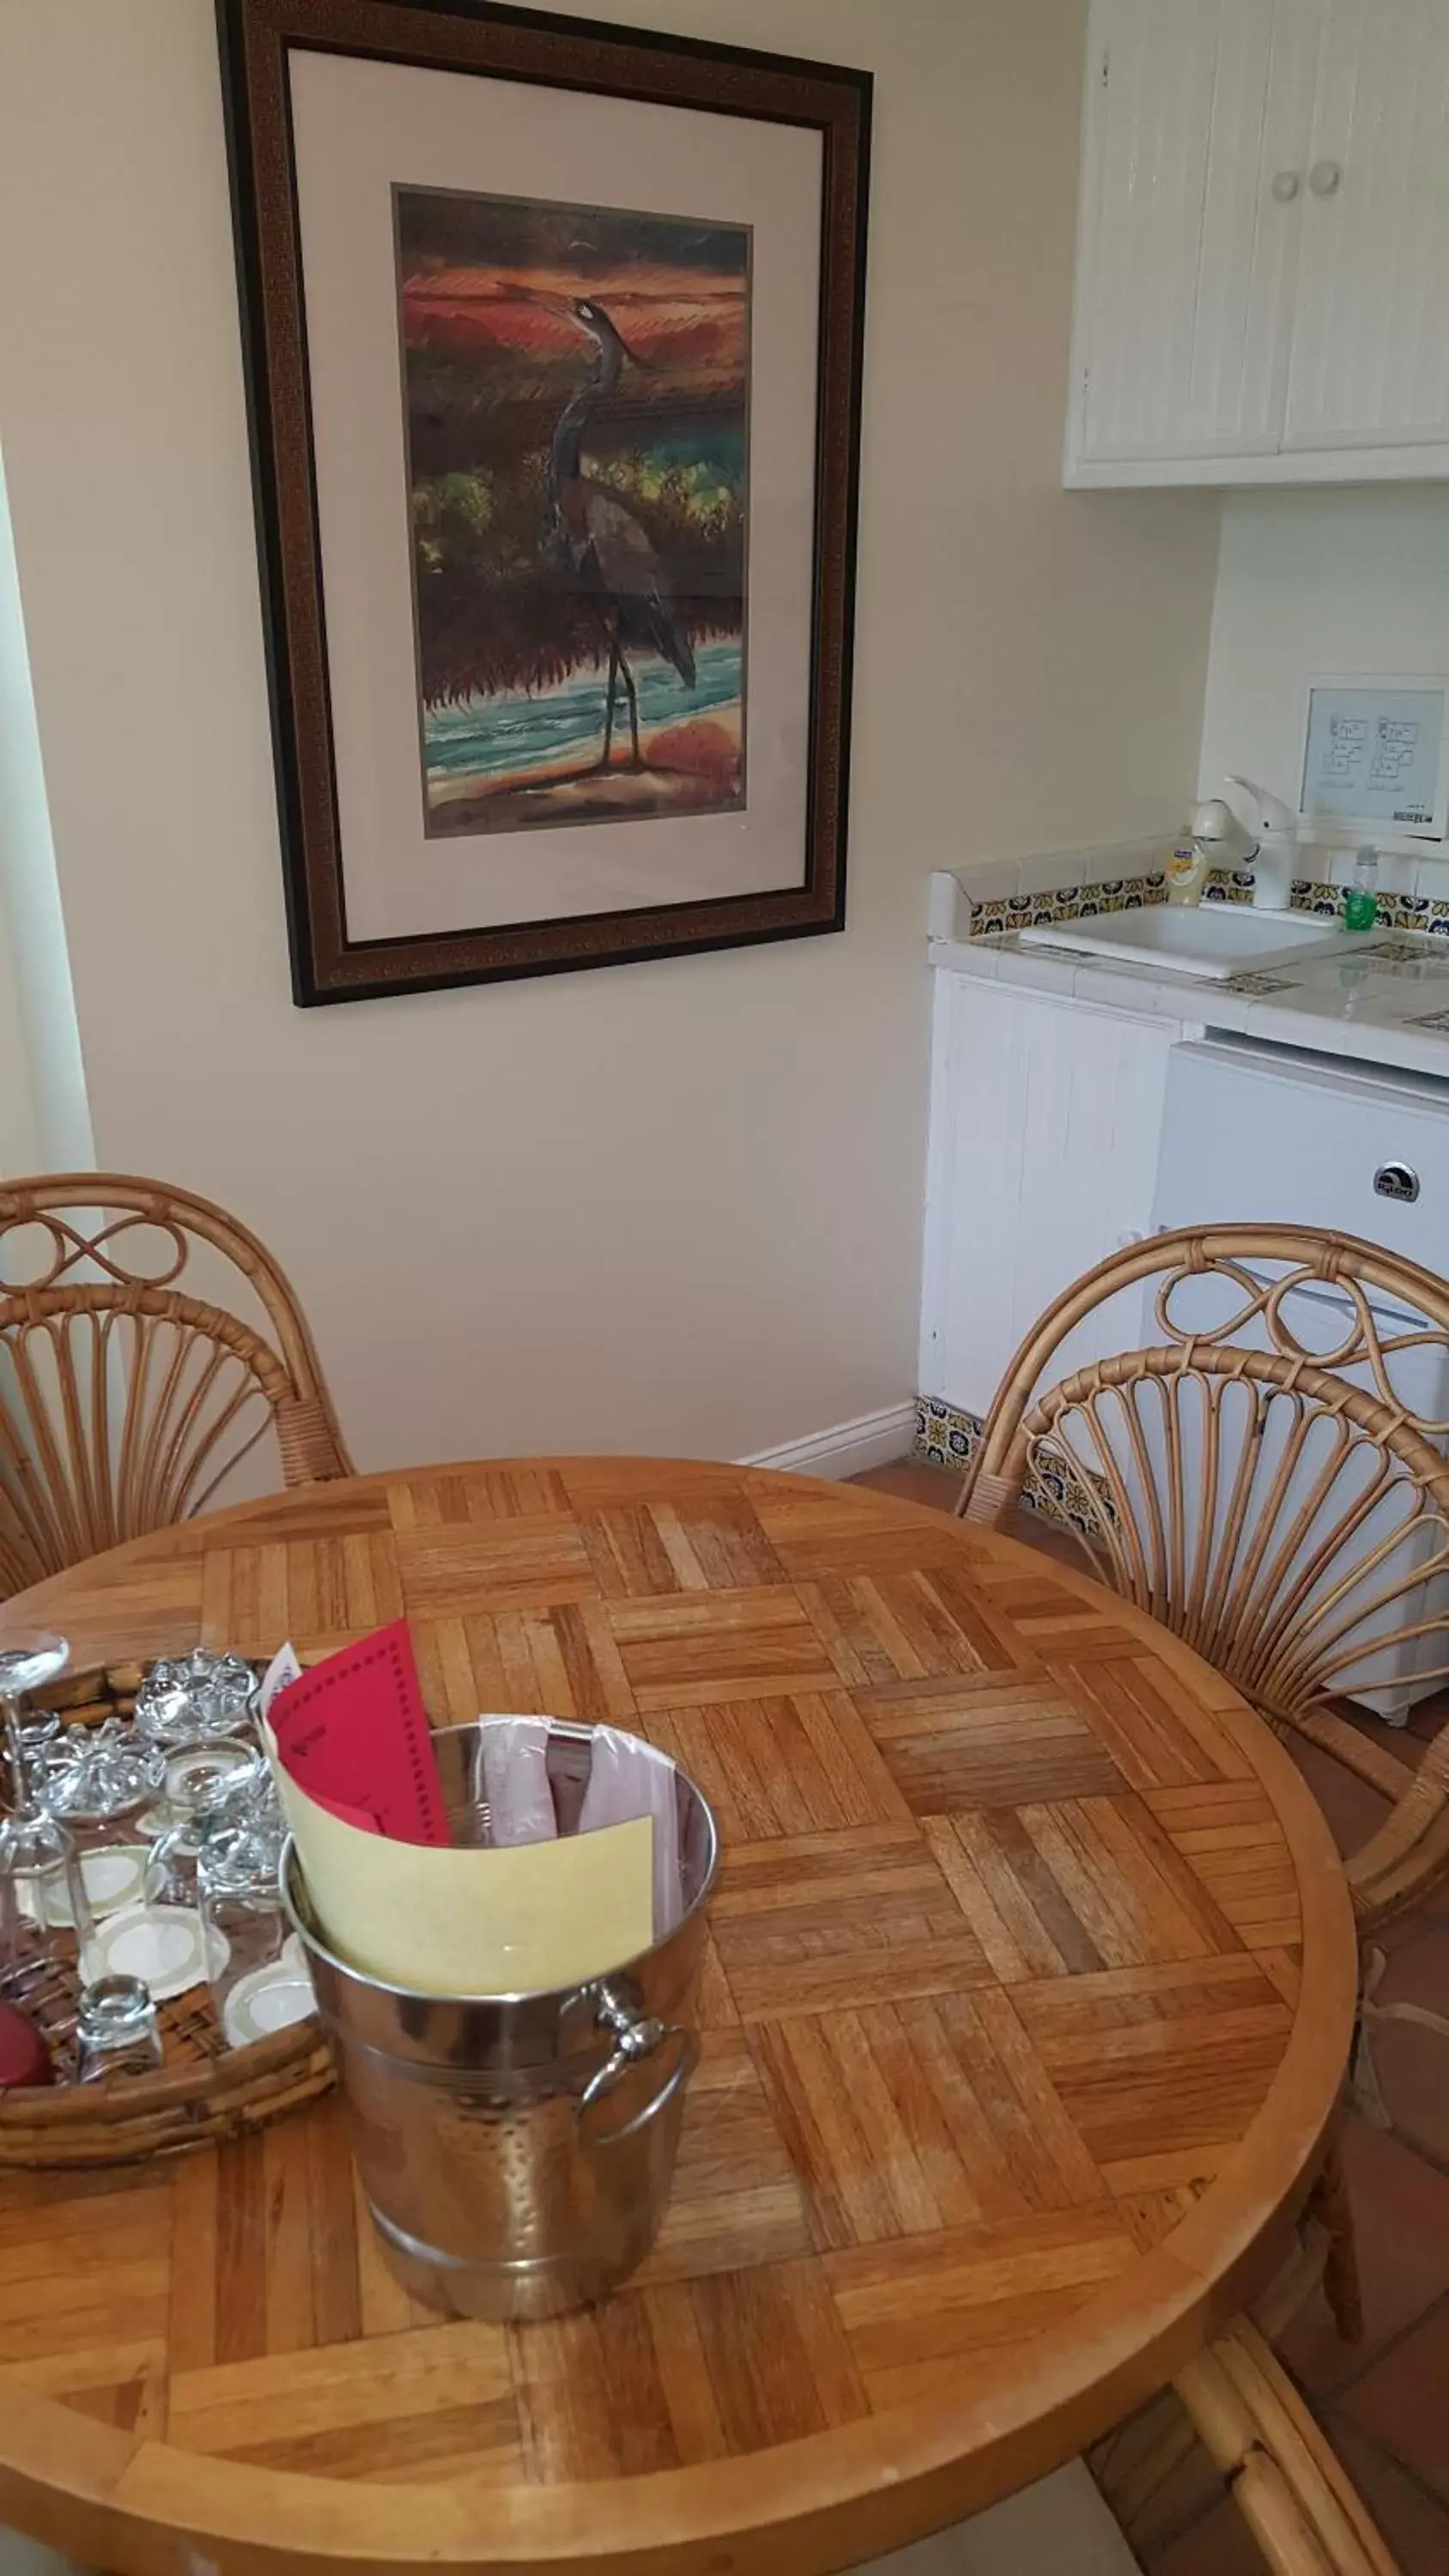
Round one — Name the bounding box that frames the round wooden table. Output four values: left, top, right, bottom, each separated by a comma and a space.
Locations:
0, 1459, 1355, 2576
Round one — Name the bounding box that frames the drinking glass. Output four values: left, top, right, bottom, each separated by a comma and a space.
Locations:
75, 1975, 164, 2082
7, 1710, 64, 1805
0, 1806, 98, 1972
198, 1808, 297, 2044
134, 1649, 257, 1752
1, 1635, 70, 1809
49, 1719, 159, 1832
0, 1637, 96, 1973
0, 1634, 70, 1723
39, 1722, 161, 1924
146, 1739, 264, 1909
156, 1738, 262, 1824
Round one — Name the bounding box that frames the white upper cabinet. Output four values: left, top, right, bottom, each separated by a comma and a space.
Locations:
1283, 0, 1449, 451
1076, 0, 1317, 465
1067, 0, 1449, 484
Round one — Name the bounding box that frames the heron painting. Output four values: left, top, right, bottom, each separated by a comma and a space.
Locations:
397, 188, 749, 836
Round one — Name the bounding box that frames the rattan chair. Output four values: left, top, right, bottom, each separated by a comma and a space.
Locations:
958, 1224, 1449, 1942
958, 1224, 1446, 2573
0, 1173, 350, 1594
1095, 2312, 1402, 2575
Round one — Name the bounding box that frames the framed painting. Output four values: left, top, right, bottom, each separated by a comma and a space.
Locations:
218, 0, 870, 1003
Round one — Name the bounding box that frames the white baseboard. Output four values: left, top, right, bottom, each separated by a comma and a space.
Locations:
739, 1401, 917, 1481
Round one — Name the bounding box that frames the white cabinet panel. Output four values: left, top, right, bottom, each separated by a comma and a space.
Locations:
1076, 0, 1317, 464
919, 979, 1175, 1420
1283, 0, 1449, 449
1068, 0, 1449, 483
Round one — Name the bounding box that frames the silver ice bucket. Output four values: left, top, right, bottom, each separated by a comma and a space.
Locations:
282, 1719, 718, 2323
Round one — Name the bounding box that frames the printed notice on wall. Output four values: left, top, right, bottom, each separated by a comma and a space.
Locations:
1301, 683, 1447, 838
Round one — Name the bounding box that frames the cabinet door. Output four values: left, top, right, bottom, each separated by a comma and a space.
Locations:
1282, 0, 1449, 450
918, 981, 1175, 1421
1074, 0, 1319, 465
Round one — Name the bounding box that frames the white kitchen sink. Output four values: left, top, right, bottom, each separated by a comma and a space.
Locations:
1016, 903, 1369, 982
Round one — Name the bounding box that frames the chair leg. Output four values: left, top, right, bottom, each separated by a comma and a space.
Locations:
1309, 2133, 1364, 2346
1176, 2318, 1402, 2576
1352, 1941, 1449, 2136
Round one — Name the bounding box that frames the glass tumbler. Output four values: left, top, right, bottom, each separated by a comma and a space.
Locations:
0, 1807, 98, 1970
0, 1651, 98, 1977
146, 1739, 264, 1910
134, 1649, 257, 1753
75, 1975, 164, 2082
0, 1634, 94, 1965
50, 1719, 158, 1824
47, 1720, 159, 1919
7, 1711, 65, 1806
198, 1810, 294, 2044
1, 1637, 70, 1812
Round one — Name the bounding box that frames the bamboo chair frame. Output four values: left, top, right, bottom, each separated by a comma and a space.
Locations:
1094, 2315, 1402, 2576
961, 1228, 1444, 2570
0, 1174, 350, 1593
956, 1225, 1449, 1936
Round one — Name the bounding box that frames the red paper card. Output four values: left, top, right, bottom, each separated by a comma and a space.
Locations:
270, 1621, 450, 1845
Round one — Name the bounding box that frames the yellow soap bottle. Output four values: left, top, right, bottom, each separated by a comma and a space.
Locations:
1165, 838, 1210, 907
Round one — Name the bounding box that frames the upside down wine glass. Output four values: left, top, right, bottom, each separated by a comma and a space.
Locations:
0, 1634, 98, 1976
0, 1635, 70, 1768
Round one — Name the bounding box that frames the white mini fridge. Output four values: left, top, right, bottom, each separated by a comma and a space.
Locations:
1150, 1038, 1449, 1722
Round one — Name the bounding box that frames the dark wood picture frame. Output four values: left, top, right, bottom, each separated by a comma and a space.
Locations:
217, 0, 870, 1005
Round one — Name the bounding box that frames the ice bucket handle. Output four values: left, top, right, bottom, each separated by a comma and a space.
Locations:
578, 1978, 699, 2149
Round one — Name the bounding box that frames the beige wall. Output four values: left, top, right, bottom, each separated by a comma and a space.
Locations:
0, 0, 1217, 1470
0, 452, 93, 1178
1199, 489, 1449, 872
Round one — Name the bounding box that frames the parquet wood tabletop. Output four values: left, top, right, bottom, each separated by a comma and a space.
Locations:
0, 1460, 1356, 2576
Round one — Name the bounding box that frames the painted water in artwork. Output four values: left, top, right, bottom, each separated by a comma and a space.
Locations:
396, 187, 749, 836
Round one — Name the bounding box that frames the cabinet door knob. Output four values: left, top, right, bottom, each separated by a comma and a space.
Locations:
1270, 168, 1302, 202
1309, 159, 1343, 197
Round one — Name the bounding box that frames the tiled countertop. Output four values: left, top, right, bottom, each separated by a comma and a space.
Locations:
928, 850, 1449, 1082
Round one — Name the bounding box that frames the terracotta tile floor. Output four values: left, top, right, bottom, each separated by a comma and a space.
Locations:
852, 1460, 1449, 2576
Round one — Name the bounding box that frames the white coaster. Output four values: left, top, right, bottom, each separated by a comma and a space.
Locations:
45, 1846, 150, 1923
222, 1959, 316, 2050
89, 1905, 227, 2002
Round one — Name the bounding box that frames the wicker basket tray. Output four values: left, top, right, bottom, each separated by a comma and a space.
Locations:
0, 1666, 333, 2167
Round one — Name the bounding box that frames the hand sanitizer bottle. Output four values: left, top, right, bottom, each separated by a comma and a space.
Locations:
1343, 846, 1379, 933
1165, 837, 1210, 907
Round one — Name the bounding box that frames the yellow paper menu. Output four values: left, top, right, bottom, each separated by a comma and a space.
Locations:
275, 1763, 655, 1994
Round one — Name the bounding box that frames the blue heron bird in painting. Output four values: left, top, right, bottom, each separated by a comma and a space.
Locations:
543, 297, 697, 774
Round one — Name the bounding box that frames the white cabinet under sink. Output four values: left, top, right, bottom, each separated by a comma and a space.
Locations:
919, 965, 1449, 1716
919, 978, 1176, 1421
1067, 0, 1449, 486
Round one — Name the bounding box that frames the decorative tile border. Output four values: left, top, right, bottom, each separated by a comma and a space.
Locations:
1289, 878, 1343, 920
969, 872, 1166, 939
968, 865, 1449, 945
1284, 877, 1449, 932
915, 1395, 981, 1470
913, 1396, 1105, 1541
1375, 895, 1449, 935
